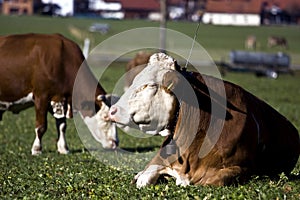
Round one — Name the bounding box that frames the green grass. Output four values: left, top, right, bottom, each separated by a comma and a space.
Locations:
0, 15, 300, 199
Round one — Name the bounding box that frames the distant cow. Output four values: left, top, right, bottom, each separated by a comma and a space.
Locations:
109, 53, 300, 187
245, 35, 256, 50
268, 36, 288, 49
0, 33, 118, 155
124, 51, 152, 91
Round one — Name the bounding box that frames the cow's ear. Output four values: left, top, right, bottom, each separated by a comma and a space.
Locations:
162, 71, 181, 92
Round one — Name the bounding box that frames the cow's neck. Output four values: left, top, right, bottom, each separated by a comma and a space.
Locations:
164, 98, 181, 134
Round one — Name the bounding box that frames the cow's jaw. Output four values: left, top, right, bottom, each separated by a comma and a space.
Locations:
83, 102, 118, 149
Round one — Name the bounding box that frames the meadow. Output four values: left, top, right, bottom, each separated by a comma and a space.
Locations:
0, 15, 300, 199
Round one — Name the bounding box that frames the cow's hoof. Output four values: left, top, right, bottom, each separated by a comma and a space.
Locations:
175, 176, 190, 186
134, 171, 154, 188
57, 148, 70, 154
31, 149, 42, 156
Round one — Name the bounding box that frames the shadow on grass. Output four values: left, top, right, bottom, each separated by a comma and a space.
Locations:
70, 145, 160, 154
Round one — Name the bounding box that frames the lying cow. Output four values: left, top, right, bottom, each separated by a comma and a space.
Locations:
0, 33, 118, 155
109, 53, 300, 187
268, 36, 288, 49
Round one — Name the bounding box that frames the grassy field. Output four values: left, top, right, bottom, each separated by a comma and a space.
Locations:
0, 15, 300, 199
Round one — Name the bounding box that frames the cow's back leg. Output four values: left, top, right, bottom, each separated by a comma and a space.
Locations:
55, 117, 69, 154
197, 166, 244, 186
31, 96, 48, 155
50, 101, 69, 154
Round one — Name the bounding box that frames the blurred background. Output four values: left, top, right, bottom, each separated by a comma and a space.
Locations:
1, 0, 300, 24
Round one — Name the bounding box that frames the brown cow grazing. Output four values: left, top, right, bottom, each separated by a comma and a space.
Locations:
109, 53, 300, 187
124, 51, 151, 91
268, 36, 288, 49
0, 33, 118, 155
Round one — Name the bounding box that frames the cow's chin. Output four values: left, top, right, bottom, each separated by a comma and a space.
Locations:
116, 120, 168, 137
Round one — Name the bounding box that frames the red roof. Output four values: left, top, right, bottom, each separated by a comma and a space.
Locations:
116, 0, 187, 10
270, 0, 300, 11
206, 0, 262, 14
119, 0, 160, 10
206, 0, 300, 14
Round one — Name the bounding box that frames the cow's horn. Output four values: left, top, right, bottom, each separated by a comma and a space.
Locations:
97, 95, 105, 101
167, 82, 174, 90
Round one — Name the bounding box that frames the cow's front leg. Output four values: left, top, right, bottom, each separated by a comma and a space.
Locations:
31, 97, 48, 155
31, 127, 45, 155
56, 117, 69, 154
133, 165, 165, 188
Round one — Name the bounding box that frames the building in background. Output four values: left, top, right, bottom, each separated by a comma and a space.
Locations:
41, 0, 73, 16
1, 0, 299, 25
2, 0, 33, 15
88, 0, 123, 19
202, 0, 300, 26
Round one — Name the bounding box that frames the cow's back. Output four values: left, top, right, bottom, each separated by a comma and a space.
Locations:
253, 96, 300, 174
0, 33, 103, 103
216, 74, 299, 175
186, 72, 300, 177
0, 34, 72, 101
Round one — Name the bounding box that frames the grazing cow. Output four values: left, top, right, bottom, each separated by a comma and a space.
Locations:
268, 36, 288, 49
109, 53, 300, 187
124, 51, 151, 91
245, 35, 256, 50
0, 33, 118, 155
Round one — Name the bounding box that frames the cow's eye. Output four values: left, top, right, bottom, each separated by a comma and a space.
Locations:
137, 83, 155, 92
141, 85, 148, 90
147, 83, 157, 88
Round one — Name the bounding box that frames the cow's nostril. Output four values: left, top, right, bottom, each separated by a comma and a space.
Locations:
110, 106, 117, 116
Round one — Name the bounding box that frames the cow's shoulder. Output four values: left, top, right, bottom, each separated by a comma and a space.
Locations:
186, 72, 252, 112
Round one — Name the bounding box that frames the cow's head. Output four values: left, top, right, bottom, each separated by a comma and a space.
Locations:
83, 95, 119, 149
109, 53, 188, 136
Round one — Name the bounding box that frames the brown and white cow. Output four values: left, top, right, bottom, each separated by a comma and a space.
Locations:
267, 36, 288, 49
0, 33, 118, 155
109, 53, 300, 187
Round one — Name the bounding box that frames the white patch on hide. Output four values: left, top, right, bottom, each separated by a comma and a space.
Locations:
158, 129, 171, 136
0, 92, 34, 111
51, 101, 65, 119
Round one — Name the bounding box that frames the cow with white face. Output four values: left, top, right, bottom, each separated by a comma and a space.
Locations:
109, 53, 179, 136
109, 53, 300, 188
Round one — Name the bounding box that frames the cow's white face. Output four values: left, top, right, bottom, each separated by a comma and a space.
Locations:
109, 53, 178, 135
84, 101, 118, 149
